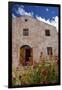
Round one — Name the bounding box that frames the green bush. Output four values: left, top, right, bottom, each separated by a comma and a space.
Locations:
12, 60, 59, 86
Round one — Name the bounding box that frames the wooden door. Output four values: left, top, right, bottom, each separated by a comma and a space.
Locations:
19, 48, 25, 65
19, 47, 33, 66
29, 48, 33, 65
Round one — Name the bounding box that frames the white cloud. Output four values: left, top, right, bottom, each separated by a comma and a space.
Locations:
36, 15, 58, 32
20, 5, 24, 8
18, 7, 25, 15
12, 14, 16, 18
12, 6, 33, 18
17, 7, 33, 17
46, 8, 49, 11
36, 15, 50, 24
50, 16, 58, 31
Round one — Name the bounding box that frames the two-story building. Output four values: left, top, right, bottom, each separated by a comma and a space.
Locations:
12, 15, 58, 67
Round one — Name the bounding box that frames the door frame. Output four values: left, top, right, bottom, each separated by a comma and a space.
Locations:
19, 45, 33, 66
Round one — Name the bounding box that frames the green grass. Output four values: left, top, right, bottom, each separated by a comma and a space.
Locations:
12, 60, 59, 86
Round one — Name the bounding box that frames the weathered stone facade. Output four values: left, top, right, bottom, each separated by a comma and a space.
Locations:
12, 15, 58, 68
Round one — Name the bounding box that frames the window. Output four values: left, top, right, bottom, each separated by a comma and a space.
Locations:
25, 19, 28, 22
23, 29, 29, 36
47, 47, 52, 55
45, 29, 50, 36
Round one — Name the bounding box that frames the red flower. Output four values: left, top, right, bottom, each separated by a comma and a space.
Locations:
41, 68, 48, 76
42, 80, 48, 84
16, 66, 19, 71
33, 61, 37, 69
33, 64, 36, 69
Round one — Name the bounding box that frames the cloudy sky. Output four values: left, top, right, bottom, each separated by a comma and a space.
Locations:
12, 3, 59, 31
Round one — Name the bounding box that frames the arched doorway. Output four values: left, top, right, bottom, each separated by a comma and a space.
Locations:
19, 45, 33, 66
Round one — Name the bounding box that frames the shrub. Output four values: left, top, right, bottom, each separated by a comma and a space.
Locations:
12, 59, 59, 86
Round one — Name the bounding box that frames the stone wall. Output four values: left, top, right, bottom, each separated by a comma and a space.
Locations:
12, 16, 58, 68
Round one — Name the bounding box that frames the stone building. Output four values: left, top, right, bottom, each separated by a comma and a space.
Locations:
12, 15, 58, 67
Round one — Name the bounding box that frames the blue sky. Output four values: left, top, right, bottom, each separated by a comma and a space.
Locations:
12, 4, 59, 31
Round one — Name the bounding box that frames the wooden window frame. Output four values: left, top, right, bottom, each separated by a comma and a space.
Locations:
23, 29, 29, 36
45, 29, 50, 36
47, 47, 52, 55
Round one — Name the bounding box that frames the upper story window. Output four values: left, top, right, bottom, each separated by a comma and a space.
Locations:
47, 47, 52, 55
25, 19, 28, 22
45, 29, 50, 36
23, 29, 29, 36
